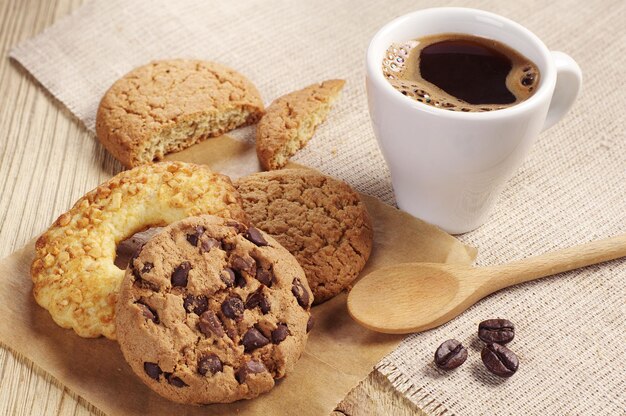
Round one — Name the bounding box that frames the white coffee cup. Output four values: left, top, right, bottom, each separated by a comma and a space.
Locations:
366, 7, 582, 234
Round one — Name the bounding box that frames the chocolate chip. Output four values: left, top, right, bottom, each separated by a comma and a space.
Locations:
291, 277, 310, 308
171, 261, 191, 287
200, 237, 220, 254
259, 297, 271, 314
141, 262, 154, 273
235, 270, 247, 288
198, 354, 223, 376
481, 343, 519, 377
226, 220, 247, 233
132, 267, 141, 281
306, 316, 314, 333
255, 267, 273, 287
186, 226, 205, 246
222, 240, 236, 251
434, 339, 468, 370
183, 295, 208, 315
198, 310, 225, 337
165, 373, 188, 387
221, 268, 235, 287
245, 227, 269, 246
231, 255, 255, 273
271, 324, 289, 344
235, 360, 267, 384
478, 319, 515, 344
221, 297, 244, 320
130, 244, 145, 263
135, 301, 159, 324
132, 269, 159, 291
143, 362, 162, 380
244, 288, 271, 314
241, 327, 270, 352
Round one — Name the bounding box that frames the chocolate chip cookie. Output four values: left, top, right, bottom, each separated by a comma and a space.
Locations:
235, 169, 373, 304
115, 215, 312, 404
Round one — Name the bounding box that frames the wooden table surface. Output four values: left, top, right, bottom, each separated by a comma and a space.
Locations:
0, 0, 423, 414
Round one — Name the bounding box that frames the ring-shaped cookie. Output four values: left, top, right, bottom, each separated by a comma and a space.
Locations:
31, 161, 247, 339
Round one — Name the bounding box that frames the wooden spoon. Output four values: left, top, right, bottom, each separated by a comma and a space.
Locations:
347, 234, 626, 334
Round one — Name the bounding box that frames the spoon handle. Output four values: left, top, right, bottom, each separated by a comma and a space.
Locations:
485, 233, 626, 291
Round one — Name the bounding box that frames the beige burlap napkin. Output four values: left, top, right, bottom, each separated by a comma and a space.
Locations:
10, 0, 626, 414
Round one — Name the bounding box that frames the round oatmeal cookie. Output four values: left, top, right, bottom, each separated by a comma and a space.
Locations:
115, 215, 312, 404
235, 169, 373, 304
31, 161, 247, 340
96, 59, 265, 168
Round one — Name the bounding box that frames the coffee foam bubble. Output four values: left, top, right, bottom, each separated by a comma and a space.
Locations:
382, 35, 540, 112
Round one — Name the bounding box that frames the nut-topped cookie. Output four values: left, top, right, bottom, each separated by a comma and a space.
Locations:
115, 215, 312, 404
235, 169, 373, 304
31, 161, 246, 340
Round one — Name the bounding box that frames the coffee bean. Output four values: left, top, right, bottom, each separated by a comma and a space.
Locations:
186, 226, 205, 246
221, 268, 235, 287
198, 310, 224, 337
198, 354, 223, 376
245, 227, 269, 246
241, 327, 270, 352
255, 267, 273, 287
434, 339, 468, 370
478, 318, 515, 344
143, 362, 162, 380
171, 261, 191, 287
135, 301, 159, 324
271, 324, 289, 344
291, 277, 310, 308
235, 360, 267, 384
481, 343, 519, 377
221, 297, 244, 320
306, 316, 314, 333
141, 262, 154, 273
183, 294, 208, 315
200, 237, 220, 254
165, 373, 187, 387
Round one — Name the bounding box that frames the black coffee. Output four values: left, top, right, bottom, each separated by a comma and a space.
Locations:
382, 33, 540, 112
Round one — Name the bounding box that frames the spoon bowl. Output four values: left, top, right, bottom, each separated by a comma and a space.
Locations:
348, 233, 626, 334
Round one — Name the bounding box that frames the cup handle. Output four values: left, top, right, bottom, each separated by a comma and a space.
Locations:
542, 51, 583, 131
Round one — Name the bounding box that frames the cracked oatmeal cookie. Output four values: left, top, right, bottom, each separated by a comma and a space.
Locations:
256, 79, 345, 170
235, 169, 373, 304
96, 59, 265, 167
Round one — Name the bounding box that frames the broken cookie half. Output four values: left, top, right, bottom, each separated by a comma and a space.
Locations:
96, 59, 265, 168
256, 79, 345, 171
